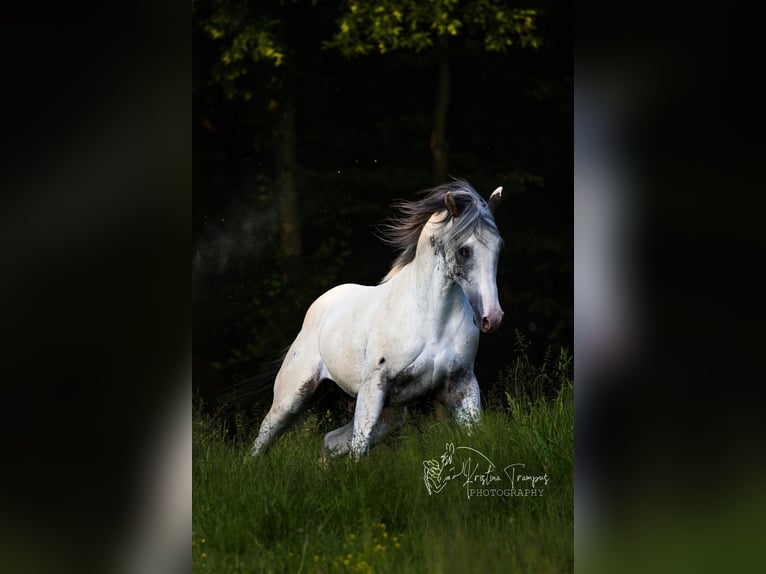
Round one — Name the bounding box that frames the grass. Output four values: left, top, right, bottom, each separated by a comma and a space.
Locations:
193, 335, 573, 573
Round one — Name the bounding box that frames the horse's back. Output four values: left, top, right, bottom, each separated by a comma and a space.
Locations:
297, 282, 380, 345
304, 283, 377, 326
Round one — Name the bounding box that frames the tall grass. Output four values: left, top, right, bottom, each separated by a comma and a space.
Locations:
193, 333, 573, 573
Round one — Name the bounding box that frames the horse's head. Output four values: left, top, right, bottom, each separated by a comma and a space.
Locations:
439, 186, 504, 333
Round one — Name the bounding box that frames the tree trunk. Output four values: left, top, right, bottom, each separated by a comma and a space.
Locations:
431, 37, 451, 185
273, 92, 302, 258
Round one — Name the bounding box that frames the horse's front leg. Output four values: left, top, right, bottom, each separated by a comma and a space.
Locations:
437, 372, 481, 427
349, 378, 387, 460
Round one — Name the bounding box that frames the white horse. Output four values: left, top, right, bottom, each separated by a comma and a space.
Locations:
251, 180, 504, 459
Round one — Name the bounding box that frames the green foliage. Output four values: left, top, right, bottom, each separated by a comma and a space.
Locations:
194, 0, 291, 101
193, 337, 573, 572
195, 0, 542, 99
328, 0, 542, 56
501, 329, 573, 404
502, 331, 573, 472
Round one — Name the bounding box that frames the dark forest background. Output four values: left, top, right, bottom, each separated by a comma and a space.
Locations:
192, 0, 572, 414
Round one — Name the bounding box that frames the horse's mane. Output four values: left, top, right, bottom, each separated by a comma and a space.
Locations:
378, 179, 500, 282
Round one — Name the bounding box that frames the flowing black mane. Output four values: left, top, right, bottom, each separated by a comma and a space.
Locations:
378, 180, 500, 282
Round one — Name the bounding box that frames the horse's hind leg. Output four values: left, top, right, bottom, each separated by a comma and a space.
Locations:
323, 406, 408, 457
250, 356, 324, 457
322, 420, 354, 455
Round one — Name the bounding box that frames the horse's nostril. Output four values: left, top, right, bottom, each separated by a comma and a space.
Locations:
481, 317, 491, 331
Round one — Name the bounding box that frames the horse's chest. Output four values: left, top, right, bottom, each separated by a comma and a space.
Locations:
383, 361, 441, 404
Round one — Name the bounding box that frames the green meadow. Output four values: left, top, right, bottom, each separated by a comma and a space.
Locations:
193, 338, 573, 573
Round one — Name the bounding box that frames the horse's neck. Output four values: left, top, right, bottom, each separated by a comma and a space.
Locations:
394, 240, 466, 325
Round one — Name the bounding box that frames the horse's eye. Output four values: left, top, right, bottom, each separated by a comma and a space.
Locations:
458, 246, 471, 258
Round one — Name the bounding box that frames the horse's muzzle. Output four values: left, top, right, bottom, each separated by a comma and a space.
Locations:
479, 309, 504, 333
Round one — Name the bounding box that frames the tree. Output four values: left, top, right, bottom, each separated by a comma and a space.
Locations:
327, 0, 541, 184
194, 0, 306, 258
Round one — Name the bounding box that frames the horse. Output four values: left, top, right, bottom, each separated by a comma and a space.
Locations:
250, 180, 504, 460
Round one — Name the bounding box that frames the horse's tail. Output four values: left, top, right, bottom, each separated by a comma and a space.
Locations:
216, 352, 285, 429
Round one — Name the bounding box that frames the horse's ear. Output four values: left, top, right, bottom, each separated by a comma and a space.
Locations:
445, 191, 460, 217
488, 186, 503, 213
